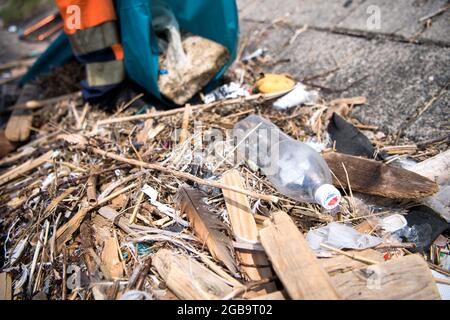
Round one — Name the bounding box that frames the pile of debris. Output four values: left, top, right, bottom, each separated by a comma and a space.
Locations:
0, 51, 449, 300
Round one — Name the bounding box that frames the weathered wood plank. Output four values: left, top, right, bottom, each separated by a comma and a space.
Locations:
331, 254, 441, 300
323, 152, 438, 199
5, 83, 38, 142
259, 211, 341, 300
250, 290, 288, 300
221, 170, 275, 293
153, 249, 233, 300
0, 273, 12, 300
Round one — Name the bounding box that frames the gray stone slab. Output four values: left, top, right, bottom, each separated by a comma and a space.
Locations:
239, 20, 450, 142
336, 0, 449, 44
238, 0, 450, 45
239, 0, 367, 29
419, 10, 450, 45
405, 89, 450, 141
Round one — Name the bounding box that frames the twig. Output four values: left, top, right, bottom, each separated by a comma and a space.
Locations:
179, 104, 191, 144
113, 93, 144, 116
129, 192, 144, 224
91, 147, 278, 202
419, 4, 450, 22
320, 243, 379, 265
222, 276, 277, 300
96, 91, 290, 126
434, 278, 450, 286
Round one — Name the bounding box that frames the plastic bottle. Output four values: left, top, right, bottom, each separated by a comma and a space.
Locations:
233, 115, 341, 210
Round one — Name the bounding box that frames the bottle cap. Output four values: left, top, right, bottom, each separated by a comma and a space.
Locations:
314, 184, 341, 210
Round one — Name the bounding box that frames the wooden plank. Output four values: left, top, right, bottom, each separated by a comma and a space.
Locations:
221, 170, 275, 293
153, 248, 233, 300
0, 150, 53, 186
250, 290, 288, 300
5, 83, 38, 142
0, 273, 12, 300
331, 254, 441, 300
259, 211, 341, 300
323, 152, 438, 199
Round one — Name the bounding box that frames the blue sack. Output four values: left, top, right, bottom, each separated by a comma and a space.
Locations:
22, 0, 239, 101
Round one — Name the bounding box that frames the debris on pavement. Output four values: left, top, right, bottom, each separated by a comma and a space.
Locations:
306, 222, 383, 254
327, 112, 377, 159
0, 2, 449, 301
273, 83, 318, 110
203, 82, 249, 104
256, 73, 296, 94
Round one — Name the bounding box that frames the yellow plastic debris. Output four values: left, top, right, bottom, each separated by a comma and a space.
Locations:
256, 74, 296, 94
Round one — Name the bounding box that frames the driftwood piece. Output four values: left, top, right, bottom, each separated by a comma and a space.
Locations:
323, 152, 439, 199
101, 237, 124, 280
153, 249, 233, 300
5, 83, 38, 142
176, 186, 237, 274
0, 150, 54, 186
331, 254, 441, 300
0, 273, 12, 300
221, 170, 275, 293
259, 211, 341, 300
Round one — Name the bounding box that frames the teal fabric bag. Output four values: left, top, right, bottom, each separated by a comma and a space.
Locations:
22, 0, 239, 100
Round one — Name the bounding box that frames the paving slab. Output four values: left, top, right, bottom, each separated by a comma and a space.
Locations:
239, 0, 450, 46
238, 18, 450, 142
336, 0, 450, 45
238, 0, 366, 29
420, 10, 450, 45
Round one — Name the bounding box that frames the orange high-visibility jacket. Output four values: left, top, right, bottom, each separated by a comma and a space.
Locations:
55, 0, 125, 100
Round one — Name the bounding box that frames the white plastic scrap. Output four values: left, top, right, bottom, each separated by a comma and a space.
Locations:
120, 290, 153, 300
304, 134, 331, 153
273, 83, 318, 110
242, 48, 267, 62
306, 222, 382, 252
203, 82, 250, 104
9, 237, 29, 266
380, 214, 407, 233
141, 184, 189, 227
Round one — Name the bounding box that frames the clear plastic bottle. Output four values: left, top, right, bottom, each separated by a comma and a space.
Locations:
234, 115, 341, 210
